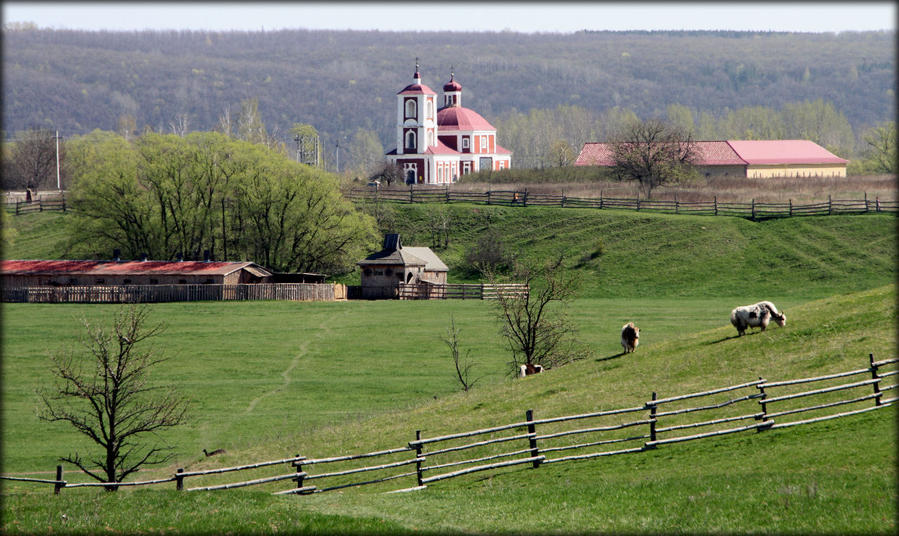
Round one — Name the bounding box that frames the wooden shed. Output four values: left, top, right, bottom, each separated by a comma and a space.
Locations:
357, 234, 448, 299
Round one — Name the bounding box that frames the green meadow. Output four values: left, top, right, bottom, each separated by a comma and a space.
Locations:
1, 206, 896, 534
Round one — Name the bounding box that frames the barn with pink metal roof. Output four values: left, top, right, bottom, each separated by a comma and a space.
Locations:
575, 140, 848, 179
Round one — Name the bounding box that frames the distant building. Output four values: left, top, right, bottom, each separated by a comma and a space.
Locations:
357, 234, 448, 299
386, 61, 512, 185
575, 139, 848, 179
0, 259, 271, 287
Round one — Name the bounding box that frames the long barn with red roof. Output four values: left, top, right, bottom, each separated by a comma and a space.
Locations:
386, 61, 512, 184
575, 139, 848, 179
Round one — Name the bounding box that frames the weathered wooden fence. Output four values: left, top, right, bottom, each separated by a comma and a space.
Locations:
397, 282, 529, 300
4, 198, 67, 215
347, 187, 898, 219
1, 283, 346, 303
5, 355, 893, 495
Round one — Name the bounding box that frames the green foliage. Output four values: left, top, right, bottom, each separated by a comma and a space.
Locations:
855, 121, 897, 174
66, 130, 379, 273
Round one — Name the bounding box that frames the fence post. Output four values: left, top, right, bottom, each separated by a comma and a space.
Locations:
789, 199, 792, 217
828, 195, 832, 215
876, 197, 880, 213
487, 189, 492, 205
756, 377, 769, 431
523, 191, 528, 207
599, 190, 604, 209
54, 465, 64, 495
445, 185, 450, 204
713, 195, 718, 216
176, 468, 184, 491
414, 430, 424, 487
647, 392, 657, 447
869, 354, 882, 406
526, 409, 541, 468
674, 193, 679, 214
864, 192, 869, 213
751, 199, 756, 220
409, 186, 414, 204
560, 195, 566, 208
62, 195, 66, 212
15, 200, 20, 216
39, 199, 43, 212
294, 454, 305, 489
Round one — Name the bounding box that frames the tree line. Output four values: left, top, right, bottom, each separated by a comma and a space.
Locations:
63, 130, 378, 275
3, 26, 894, 173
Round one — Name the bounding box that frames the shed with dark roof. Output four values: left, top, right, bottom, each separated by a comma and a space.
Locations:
357, 234, 448, 299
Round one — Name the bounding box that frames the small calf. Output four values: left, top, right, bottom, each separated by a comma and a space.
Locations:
621, 322, 640, 353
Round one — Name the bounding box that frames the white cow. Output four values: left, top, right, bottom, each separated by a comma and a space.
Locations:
730, 301, 786, 336
518, 363, 544, 378
621, 322, 640, 353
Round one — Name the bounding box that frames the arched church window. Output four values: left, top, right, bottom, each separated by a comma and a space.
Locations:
426, 99, 433, 119
405, 131, 417, 151
405, 99, 417, 119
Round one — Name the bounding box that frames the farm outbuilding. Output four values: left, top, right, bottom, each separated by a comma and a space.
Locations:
0, 259, 272, 287
357, 234, 448, 299
575, 139, 848, 179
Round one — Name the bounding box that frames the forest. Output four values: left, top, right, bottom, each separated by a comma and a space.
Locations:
3, 26, 895, 176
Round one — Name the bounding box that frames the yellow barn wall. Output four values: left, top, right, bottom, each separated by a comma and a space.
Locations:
746, 164, 847, 179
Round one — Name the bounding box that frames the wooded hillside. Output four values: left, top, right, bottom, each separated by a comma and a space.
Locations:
3, 27, 894, 170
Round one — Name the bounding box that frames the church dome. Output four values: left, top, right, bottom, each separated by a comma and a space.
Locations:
443, 75, 462, 92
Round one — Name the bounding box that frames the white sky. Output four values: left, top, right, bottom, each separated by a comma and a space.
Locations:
2, 2, 895, 33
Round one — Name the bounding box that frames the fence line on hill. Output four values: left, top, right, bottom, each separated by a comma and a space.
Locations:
396, 282, 529, 300
346, 187, 898, 219
5, 197, 68, 215
3, 354, 894, 495
1, 283, 345, 303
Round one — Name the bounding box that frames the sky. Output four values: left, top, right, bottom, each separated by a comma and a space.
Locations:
2, 2, 895, 34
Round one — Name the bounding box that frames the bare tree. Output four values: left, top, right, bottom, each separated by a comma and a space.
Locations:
610, 119, 698, 198
485, 255, 588, 374
12, 128, 60, 190
38, 306, 189, 491
444, 315, 480, 392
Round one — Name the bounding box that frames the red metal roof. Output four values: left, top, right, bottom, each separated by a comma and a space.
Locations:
0, 260, 269, 277
398, 83, 437, 96
423, 139, 462, 155
437, 106, 495, 131
443, 76, 462, 92
575, 140, 848, 167
725, 140, 849, 165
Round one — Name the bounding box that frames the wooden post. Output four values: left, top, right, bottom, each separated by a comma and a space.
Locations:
176, 468, 184, 491
864, 192, 868, 213
869, 354, 882, 406
713, 195, 718, 216
756, 376, 768, 431
294, 454, 305, 489
751, 198, 756, 220
828, 194, 832, 215
526, 409, 541, 468
522, 191, 528, 207
599, 190, 604, 209
674, 192, 679, 214
15, 200, 20, 216
445, 185, 450, 204
409, 185, 414, 204
39, 199, 43, 212
487, 189, 492, 205
648, 392, 657, 445
876, 197, 880, 213
414, 430, 424, 487
54, 465, 63, 495
561, 195, 566, 208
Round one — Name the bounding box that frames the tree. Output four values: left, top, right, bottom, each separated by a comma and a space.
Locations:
444, 315, 480, 392
859, 121, 897, 174
549, 139, 577, 167
485, 255, 587, 374
38, 306, 189, 491
610, 119, 698, 198
11, 128, 62, 190
347, 128, 384, 178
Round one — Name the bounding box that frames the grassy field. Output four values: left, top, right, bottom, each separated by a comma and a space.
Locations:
1, 206, 896, 534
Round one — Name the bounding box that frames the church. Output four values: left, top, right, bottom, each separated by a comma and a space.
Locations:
386, 62, 512, 184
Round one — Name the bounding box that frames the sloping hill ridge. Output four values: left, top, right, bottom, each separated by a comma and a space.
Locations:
384, 205, 897, 298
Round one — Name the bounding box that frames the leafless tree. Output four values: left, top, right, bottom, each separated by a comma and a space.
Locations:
444, 315, 480, 392
484, 255, 589, 374
12, 128, 61, 190
38, 306, 189, 491
610, 119, 698, 198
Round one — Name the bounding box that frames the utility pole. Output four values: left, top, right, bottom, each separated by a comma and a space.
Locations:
335, 140, 340, 173
55, 130, 61, 191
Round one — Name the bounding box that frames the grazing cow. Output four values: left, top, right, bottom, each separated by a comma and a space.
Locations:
730, 301, 786, 336
621, 322, 640, 353
203, 448, 226, 457
518, 363, 544, 378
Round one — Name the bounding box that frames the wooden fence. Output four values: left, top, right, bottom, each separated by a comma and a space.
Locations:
4, 354, 894, 495
347, 187, 898, 220
397, 282, 529, 300
5, 198, 67, 215
1, 283, 346, 303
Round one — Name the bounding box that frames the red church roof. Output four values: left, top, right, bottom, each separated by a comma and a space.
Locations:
437, 106, 495, 131
398, 83, 436, 95
443, 76, 462, 92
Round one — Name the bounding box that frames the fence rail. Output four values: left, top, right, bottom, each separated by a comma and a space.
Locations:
347, 187, 898, 220
4, 355, 894, 495
1, 283, 345, 303
4, 197, 67, 215
396, 282, 529, 300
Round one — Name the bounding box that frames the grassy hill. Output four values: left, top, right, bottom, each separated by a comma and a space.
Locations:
1, 207, 896, 533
